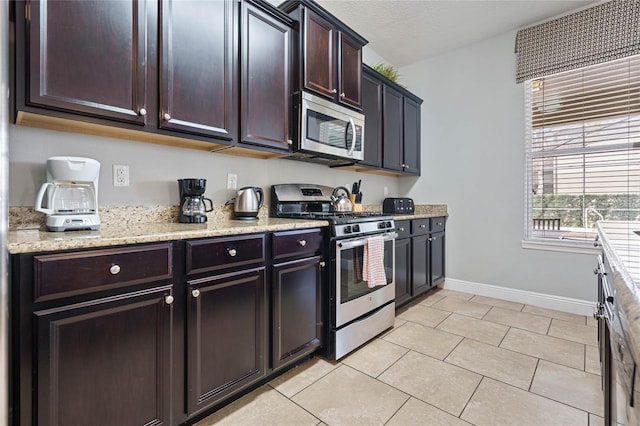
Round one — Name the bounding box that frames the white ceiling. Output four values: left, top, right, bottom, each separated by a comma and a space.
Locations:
314, 0, 599, 67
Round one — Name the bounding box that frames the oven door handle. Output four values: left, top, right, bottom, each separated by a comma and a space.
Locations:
337, 232, 397, 249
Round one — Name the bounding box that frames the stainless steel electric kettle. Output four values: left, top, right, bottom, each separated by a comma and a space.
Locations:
230, 186, 264, 220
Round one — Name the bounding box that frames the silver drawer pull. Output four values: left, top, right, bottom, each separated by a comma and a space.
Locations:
227, 248, 237, 257
298, 239, 307, 247
163, 113, 171, 121
420, 224, 426, 228
109, 264, 121, 275
191, 289, 200, 298
165, 295, 174, 305
398, 227, 405, 231
139, 108, 147, 116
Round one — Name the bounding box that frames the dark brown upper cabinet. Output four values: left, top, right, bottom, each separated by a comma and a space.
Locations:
240, 1, 293, 151
159, 0, 237, 140
361, 67, 383, 168
24, 0, 149, 125
14, 0, 294, 156
280, 0, 367, 110
361, 64, 423, 176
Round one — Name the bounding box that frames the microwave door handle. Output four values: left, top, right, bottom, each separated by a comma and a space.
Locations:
347, 117, 356, 156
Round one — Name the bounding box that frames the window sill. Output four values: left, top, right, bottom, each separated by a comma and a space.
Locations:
521, 238, 600, 255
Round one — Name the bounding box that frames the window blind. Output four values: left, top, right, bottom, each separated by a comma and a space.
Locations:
515, 0, 640, 83
525, 54, 640, 244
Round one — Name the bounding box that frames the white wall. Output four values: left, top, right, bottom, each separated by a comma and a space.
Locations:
8, 124, 401, 208
399, 30, 595, 302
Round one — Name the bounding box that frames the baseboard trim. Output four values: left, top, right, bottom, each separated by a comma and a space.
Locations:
441, 278, 595, 317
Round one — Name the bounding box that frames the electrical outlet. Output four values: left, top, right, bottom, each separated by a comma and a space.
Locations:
113, 164, 130, 187
227, 173, 237, 190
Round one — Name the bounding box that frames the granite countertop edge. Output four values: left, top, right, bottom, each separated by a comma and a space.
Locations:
8, 210, 449, 254
596, 221, 640, 364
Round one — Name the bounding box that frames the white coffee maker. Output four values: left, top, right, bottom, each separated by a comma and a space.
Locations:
35, 156, 101, 231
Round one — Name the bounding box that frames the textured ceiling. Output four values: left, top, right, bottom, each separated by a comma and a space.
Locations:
314, 0, 599, 67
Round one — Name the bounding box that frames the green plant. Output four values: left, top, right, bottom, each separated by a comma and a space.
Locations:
373, 63, 401, 83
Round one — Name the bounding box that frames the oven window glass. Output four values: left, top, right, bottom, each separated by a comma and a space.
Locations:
307, 111, 362, 151
340, 239, 393, 303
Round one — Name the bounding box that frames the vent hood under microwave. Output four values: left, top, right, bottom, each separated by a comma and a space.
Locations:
288, 91, 365, 166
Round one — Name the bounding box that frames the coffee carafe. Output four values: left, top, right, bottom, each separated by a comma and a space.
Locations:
34, 156, 101, 231
178, 178, 213, 223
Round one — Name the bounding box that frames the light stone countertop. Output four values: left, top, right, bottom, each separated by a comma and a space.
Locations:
8, 218, 329, 254
596, 221, 640, 364
7, 204, 448, 254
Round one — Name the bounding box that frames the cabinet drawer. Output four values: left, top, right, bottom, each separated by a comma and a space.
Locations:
33, 244, 172, 302
187, 234, 265, 275
272, 229, 323, 261
395, 220, 411, 239
411, 218, 430, 235
431, 217, 446, 232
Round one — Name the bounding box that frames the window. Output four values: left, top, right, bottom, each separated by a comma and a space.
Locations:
524, 54, 640, 249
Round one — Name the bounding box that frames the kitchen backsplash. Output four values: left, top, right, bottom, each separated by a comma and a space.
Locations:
9, 204, 448, 231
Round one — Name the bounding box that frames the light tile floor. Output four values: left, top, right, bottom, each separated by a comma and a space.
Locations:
195, 288, 602, 426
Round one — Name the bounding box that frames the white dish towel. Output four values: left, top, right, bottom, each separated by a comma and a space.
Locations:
363, 236, 387, 288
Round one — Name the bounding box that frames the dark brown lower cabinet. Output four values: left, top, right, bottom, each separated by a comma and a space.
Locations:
394, 236, 412, 306
186, 267, 267, 416
272, 256, 323, 370
35, 286, 173, 426
394, 217, 446, 308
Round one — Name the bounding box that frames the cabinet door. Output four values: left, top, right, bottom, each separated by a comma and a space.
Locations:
382, 85, 404, 172
28, 0, 148, 124
361, 70, 383, 167
186, 268, 267, 415
394, 238, 412, 307
430, 231, 445, 286
241, 2, 292, 150
338, 32, 362, 108
403, 96, 421, 175
160, 0, 237, 140
303, 9, 335, 99
272, 256, 323, 370
35, 287, 172, 426
411, 234, 430, 297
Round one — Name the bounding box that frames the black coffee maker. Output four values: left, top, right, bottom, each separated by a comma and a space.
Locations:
178, 178, 213, 223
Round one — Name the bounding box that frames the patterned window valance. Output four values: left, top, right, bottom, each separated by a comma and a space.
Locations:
515, 0, 640, 83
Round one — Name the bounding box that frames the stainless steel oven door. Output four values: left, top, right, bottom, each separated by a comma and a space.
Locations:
301, 91, 364, 161
335, 232, 396, 327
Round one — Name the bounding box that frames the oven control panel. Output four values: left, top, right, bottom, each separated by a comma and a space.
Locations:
334, 219, 395, 238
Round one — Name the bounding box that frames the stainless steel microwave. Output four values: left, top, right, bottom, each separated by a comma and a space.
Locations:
292, 91, 365, 163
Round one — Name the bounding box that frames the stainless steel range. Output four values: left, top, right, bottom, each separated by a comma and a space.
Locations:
271, 184, 396, 360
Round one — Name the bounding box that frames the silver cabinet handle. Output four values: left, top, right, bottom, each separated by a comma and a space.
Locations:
419, 224, 426, 228
139, 108, 147, 116
163, 113, 171, 121
191, 289, 200, 298
287, 139, 293, 146
398, 227, 405, 232
109, 264, 121, 275
320, 261, 325, 267
331, 89, 337, 94
298, 239, 307, 247
227, 248, 237, 257
165, 295, 174, 305
340, 92, 345, 98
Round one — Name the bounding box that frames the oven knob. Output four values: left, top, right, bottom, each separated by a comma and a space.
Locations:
352, 224, 360, 233
344, 225, 352, 234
